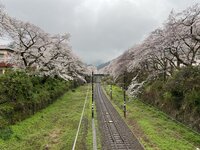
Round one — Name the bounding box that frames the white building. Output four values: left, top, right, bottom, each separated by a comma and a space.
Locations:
0, 46, 14, 74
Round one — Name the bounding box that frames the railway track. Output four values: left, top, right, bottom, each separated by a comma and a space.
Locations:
95, 83, 144, 150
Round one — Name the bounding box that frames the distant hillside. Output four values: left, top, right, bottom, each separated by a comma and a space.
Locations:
97, 61, 110, 70
98, 46, 141, 78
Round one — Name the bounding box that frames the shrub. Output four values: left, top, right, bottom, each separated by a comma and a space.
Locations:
184, 90, 200, 112
164, 66, 200, 109
0, 127, 13, 140
140, 66, 200, 131
0, 71, 33, 103
0, 70, 73, 127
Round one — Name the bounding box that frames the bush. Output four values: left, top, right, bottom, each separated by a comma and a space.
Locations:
184, 90, 200, 112
141, 80, 164, 106
140, 66, 200, 131
164, 66, 200, 109
0, 127, 13, 140
0, 71, 33, 103
0, 70, 73, 127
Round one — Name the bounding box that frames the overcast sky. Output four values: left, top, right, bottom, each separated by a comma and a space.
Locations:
0, 0, 199, 65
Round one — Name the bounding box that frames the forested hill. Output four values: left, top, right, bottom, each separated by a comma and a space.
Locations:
97, 61, 110, 70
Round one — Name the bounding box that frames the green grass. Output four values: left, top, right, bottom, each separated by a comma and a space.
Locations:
94, 92, 102, 150
76, 85, 101, 150
0, 85, 97, 150
104, 84, 200, 150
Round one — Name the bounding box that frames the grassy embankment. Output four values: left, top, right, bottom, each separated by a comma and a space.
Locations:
0, 85, 101, 150
104, 84, 200, 150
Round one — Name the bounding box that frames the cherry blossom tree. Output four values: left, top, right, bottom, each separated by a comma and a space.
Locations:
0, 3, 89, 81
164, 4, 200, 67
100, 4, 200, 96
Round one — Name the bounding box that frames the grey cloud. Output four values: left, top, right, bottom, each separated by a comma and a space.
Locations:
0, 0, 199, 65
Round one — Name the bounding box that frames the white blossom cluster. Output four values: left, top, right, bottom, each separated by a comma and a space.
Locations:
100, 4, 200, 96
0, 4, 89, 81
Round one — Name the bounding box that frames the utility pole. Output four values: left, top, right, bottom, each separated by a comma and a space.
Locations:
110, 83, 112, 100
163, 49, 167, 82
92, 71, 94, 118
123, 71, 126, 118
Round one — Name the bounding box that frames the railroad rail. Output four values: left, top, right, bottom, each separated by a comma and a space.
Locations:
95, 83, 144, 150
